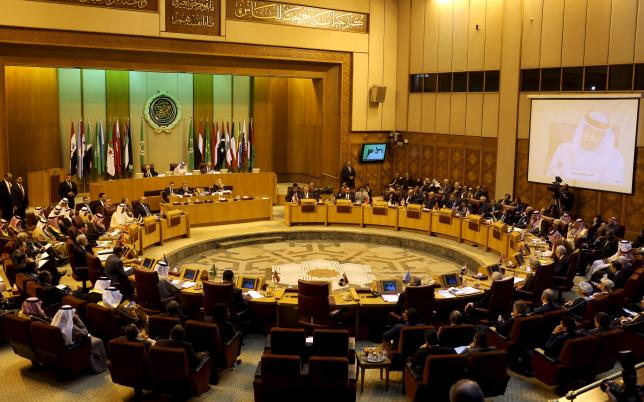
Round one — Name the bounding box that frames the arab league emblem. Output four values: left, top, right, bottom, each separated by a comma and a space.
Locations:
144, 91, 182, 133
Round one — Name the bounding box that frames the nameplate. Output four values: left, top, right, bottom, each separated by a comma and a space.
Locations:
165, 0, 221, 36
406, 210, 420, 219
492, 229, 501, 240
301, 204, 315, 213
373, 207, 387, 216
28, 0, 158, 12
336, 205, 351, 214
438, 214, 451, 225
468, 221, 479, 232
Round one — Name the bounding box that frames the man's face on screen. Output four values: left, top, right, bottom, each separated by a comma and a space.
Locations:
580, 126, 605, 151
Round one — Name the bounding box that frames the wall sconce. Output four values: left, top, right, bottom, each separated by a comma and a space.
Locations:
389, 130, 407, 147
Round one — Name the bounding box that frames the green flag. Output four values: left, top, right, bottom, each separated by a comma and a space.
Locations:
139, 116, 145, 167
204, 119, 211, 164
188, 118, 195, 171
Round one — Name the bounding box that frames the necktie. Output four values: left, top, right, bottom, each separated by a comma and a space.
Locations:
19, 184, 24, 196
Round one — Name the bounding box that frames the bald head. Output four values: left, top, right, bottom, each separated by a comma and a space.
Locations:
450, 379, 484, 402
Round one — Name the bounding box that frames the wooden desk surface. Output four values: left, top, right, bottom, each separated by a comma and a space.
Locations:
161, 197, 272, 227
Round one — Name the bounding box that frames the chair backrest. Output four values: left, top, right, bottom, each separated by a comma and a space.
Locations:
202, 281, 234, 313
260, 354, 302, 388
185, 320, 222, 355
437, 324, 476, 348
312, 329, 349, 358
541, 309, 569, 334
308, 356, 349, 390
62, 295, 88, 321
66, 242, 76, 270
530, 263, 555, 305
85, 303, 117, 340
3, 257, 17, 287
108, 338, 148, 386
87, 254, 102, 286
4, 313, 33, 346
30, 320, 66, 356
510, 315, 545, 349
558, 336, 597, 369
622, 273, 640, 304
297, 280, 330, 325
25, 281, 45, 301
141, 163, 155, 173
148, 346, 190, 381
404, 285, 436, 324
423, 354, 466, 400
270, 327, 306, 357
398, 325, 434, 358
592, 329, 624, 373
562, 251, 580, 286
133, 268, 162, 310
148, 315, 181, 339
466, 350, 509, 382
583, 293, 612, 323
486, 278, 515, 314
15, 273, 33, 299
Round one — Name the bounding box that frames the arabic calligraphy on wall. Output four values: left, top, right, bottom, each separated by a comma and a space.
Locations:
165, 0, 221, 36
227, 0, 369, 34
27, 0, 158, 12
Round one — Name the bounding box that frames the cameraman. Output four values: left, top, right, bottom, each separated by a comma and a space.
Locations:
559, 184, 574, 212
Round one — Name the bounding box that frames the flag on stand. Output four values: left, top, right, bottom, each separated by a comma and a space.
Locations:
196, 119, 204, 168
204, 119, 211, 165
139, 117, 145, 167
94, 121, 101, 174
78, 120, 85, 179
114, 119, 122, 177
123, 118, 133, 174
106, 119, 115, 177
249, 118, 255, 170
98, 121, 105, 175
84, 120, 94, 174
237, 121, 245, 172
225, 122, 232, 168
188, 118, 195, 171
70, 121, 77, 176
214, 122, 222, 168
230, 121, 237, 171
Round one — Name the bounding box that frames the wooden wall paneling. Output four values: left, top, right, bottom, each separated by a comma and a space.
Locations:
624, 151, 643, 238
562, 0, 587, 66
452, 0, 470, 72
517, 93, 532, 139
468, 0, 486, 71
351, 52, 369, 131
251, 77, 275, 173
540, 0, 564, 67
407, 143, 421, 179
0, 63, 7, 172
481, 93, 499, 137
421, 142, 434, 180
420, 93, 436, 133
533, 183, 551, 212
521, 0, 544, 68
394, 143, 408, 178
409, 0, 426, 73
480, 138, 497, 196
381, 0, 398, 131
407, 94, 422, 132
598, 191, 624, 225
484, 0, 503, 70
449, 138, 466, 183
635, 1, 644, 63
434, 135, 450, 181
350, 143, 363, 186
465, 93, 483, 136
423, 0, 439, 72
513, 139, 531, 200
367, 0, 385, 132
285, 78, 322, 178
576, 188, 600, 222
464, 142, 481, 186
321, 67, 341, 182
437, 0, 454, 72
435, 93, 451, 134
363, 159, 380, 190
105, 70, 129, 123
193, 74, 213, 126
396, 0, 410, 131
608, 0, 637, 64
449, 93, 466, 135
5, 66, 61, 181
381, 143, 394, 190
584, 0, 612, 66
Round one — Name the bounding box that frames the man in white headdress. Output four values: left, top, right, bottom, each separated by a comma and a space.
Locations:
51, 305, 107, 373
547, 111, 625, 184
78, 206, 91, 223
588, 240, 634, 278
173, 161, 188, 176
154, 260, 181, 299
87, 276, 111, 303
110, 203, 134, 228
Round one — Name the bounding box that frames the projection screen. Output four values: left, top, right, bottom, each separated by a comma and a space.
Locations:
528, 97, 639, 194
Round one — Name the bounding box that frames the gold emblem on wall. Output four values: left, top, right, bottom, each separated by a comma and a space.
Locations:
27, 0, 158, 12
165, 0, 221, 36
227, 0, 369, 34
144, 91, 182, 133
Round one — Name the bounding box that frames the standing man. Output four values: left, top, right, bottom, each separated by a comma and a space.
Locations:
0, 173, 14, 220
58, 173, 78, 209
11, 175, 28, 219
340, 161, 356, 189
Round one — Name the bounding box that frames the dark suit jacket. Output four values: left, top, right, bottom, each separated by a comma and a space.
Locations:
89, 200, 106, 214
58, 180, 78, 207
162, 187, 175, 202
0, 180, 13, 219
496, 314, 527, 337
133, 203, 152, 218
553, 255, 570, 277
10, 183, 28, 216
300, 192, 319, 201
105, 254, 130, 289
544, 331, 580, 358
143, 169, 158, 178
340, 166, 356, 187
155, 339, 203, 369
532, 302, 562, 315
409, 345, 456, 375
335, 192, 354, 201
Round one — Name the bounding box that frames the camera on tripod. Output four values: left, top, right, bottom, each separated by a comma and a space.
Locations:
548, 176, 563, 195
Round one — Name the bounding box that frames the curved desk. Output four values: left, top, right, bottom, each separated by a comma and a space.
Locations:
160, 197, 272, 227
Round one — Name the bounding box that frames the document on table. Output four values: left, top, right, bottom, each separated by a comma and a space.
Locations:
437, 289, 456, 298
247, 290, 264, 299
381, 294, 400, 303
513, 277, 525, 285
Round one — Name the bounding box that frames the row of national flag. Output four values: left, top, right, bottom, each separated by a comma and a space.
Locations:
188, 118, 255, 172
69, 118, 138, 179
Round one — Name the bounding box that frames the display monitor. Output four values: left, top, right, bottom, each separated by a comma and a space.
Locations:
442, 273, 459, 287
360, 143, 387, 163
241, 277, 258, 290
182, 268, 197, 281
377, 279, 401, 294
528, 97, 639, 194
142, 257, 156, 269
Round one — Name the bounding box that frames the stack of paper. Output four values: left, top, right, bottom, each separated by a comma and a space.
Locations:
381, 294, 400, 303
247, 290, 264, 299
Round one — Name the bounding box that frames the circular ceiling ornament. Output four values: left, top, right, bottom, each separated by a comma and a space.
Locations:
144, 91, 182, 133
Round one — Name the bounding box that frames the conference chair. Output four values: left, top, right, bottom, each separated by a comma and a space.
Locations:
552, 250, 579, 301
577, 293, 613, 329
266, 327, 307, 358
3, 256, 16, 287
4, 313, 39, 365
107, 338, 150, 397
470, 277, 515, 321
591, 329, 624, 376
30, 320, 91, 378
85, 303, 120, 343
403, 354, 466, 402
179, 291, 205, 320
307, 356, 356, 402
621, 273, 642, 307
437, 324, 476, 348
62, 294, 88, 321
134, 268, 172, 312
297, 280, 338, 334
147, 315, 181, 340
388, 325, 434, 372
466, 350, 511, 397
622, 328, 644, 362
87, 253, 103, 286
488, 314, 545, 372
514, 262, 555, 308
185, 319, 242, 384
14, 273, 33, 301
140, 163, 155, 174
202, 281, 234, 316
253, 354, 303, 402
66, 242, 90, 291
532, 336, 597, 389
540, 309, 570, 343
148, 345, 212, 398
390, 285, 437, 325
169, 163, 178, 172
312, 329, 355, 363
